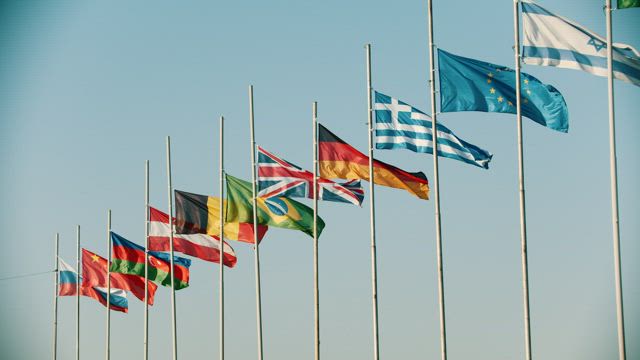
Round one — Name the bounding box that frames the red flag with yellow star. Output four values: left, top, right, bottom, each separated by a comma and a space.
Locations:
81, 248, 158, 305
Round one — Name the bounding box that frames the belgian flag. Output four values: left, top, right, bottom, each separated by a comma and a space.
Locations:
175, 190, 268, 244
318, 124, 429, 200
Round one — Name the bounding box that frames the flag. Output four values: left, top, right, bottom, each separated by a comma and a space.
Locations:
257, 146, 365, 205
438, 48, 569, 132
58, 258, 128, 313
226, 174, 325, 238
318, 124, 429, 199
174, 191, 268, 244
522, 1, 640, 86
619, 0, 640, 8
148, 207, 237, 267
110, 232, 192, 290
374, 91, 493, 169
81, 248, 158, 305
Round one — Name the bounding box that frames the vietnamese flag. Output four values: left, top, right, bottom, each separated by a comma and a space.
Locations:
81, 248, 157, 305
110, 231, 191, 290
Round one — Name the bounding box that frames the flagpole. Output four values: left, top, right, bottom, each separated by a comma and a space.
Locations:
426, 1, 448, 359
513, 2, 533, 359
364, 43, 380, 360
52, 233, 59, 360
219, 115, 225, 360
166, 136, 179, 360
76, 225, 80, 360
312, 101, 320, 360
605, 1, 626, 359
144, 160, 150, 360
106, 210, 112, 360
248, 85, 264, 360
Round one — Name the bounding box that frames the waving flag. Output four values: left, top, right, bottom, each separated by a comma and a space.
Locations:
374, 91, 493, 169
81, 248, 157, 305
257, 146, 364, 205
438, 48, 569, 132
226, 174, 325, 238
618, 0, 640, 8
147, 207, 237, 267
58, 258, 128, 313
522, 1, 640, 86
110, 232, 192, 290
175, 191, 268, 244
318, 124, 429, 200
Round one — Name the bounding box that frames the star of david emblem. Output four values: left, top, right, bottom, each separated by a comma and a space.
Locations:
587, 37, 606, 52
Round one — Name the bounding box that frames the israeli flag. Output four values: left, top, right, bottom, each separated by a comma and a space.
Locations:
522, 1, 640, 87
374, 91, 493, 169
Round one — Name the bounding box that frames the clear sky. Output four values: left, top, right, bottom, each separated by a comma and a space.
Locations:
0, 0, 638, 359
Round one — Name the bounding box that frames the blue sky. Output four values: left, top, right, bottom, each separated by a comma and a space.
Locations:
0, 0, 638, 359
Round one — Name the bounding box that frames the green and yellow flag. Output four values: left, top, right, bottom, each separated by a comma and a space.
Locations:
619, 0, 640, 9
225, 174, 325, 238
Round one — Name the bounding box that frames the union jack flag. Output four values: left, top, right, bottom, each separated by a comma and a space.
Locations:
257, 146, 364, 206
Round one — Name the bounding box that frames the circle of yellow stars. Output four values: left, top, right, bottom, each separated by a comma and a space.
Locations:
487, 69, 531, 108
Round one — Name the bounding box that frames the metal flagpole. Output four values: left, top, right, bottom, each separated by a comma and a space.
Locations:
219, 115, 225, 360
364, 43, 380, 360
106, 210, 112, 360
166, 136, 179, 360
426, 1, 447, 359
312, 102, 320, 360
144, 160, 150, 360
513, 2, 533, 359
248, 85, 264, 360
52, 233, 59, 360
76, 225, 80, 360
605, 1, 626, 359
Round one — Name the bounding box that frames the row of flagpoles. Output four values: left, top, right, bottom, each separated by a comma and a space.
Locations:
50, 1, 637, 360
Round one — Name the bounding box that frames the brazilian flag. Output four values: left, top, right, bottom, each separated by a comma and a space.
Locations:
619, 0, 640, 9
226, 174, 325, 238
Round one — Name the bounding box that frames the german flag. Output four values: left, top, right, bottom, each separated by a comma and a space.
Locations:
318, 124, 429, 200
175, 190, 268, 244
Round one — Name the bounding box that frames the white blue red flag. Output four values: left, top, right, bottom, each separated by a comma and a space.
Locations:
257, 146, 364, 206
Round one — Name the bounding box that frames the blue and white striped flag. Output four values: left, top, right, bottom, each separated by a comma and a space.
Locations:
522, 1, 640, 87
374, 91, 493, 169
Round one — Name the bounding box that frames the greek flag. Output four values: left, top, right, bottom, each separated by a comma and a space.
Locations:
522, 1, 640, 87
374, 91, 493, 169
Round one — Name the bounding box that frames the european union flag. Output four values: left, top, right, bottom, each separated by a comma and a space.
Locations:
438, 49, 568, 133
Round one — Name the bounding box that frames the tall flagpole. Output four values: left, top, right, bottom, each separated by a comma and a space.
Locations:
166, 136, 179, 360
144, 160, 150, 360
312, 101, 320, 360
605, 1, 626, 359
364, 43, 380, 360
219, 115, 226, 360
52, 233, 59, 360
426, 1, 448, 359
248, 85, 264, 360
106, 210, 112, 360
513, 2, 533, 359
76, 225, 80, 360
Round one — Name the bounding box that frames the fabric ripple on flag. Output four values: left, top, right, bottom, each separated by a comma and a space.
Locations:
522, 1, 640, 86
257, 146, 365, 205
148, 207, 237, 267
374, 91, 493, 169
58, 257, 128, 313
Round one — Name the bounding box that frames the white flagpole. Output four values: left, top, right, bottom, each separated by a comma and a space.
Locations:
219, 115, 226, 360
248, 85, 265, 360
426, 1, 448, 359
144, 160, 150, 360
513, 2, 533, 359
312, 101, 320, 360
364, 43, 380, 360
76, 225, 80, 360
52, 233, 59, 360
106, 210, 112, 360
605, 1, 627, 359
166, 136, 179, 360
